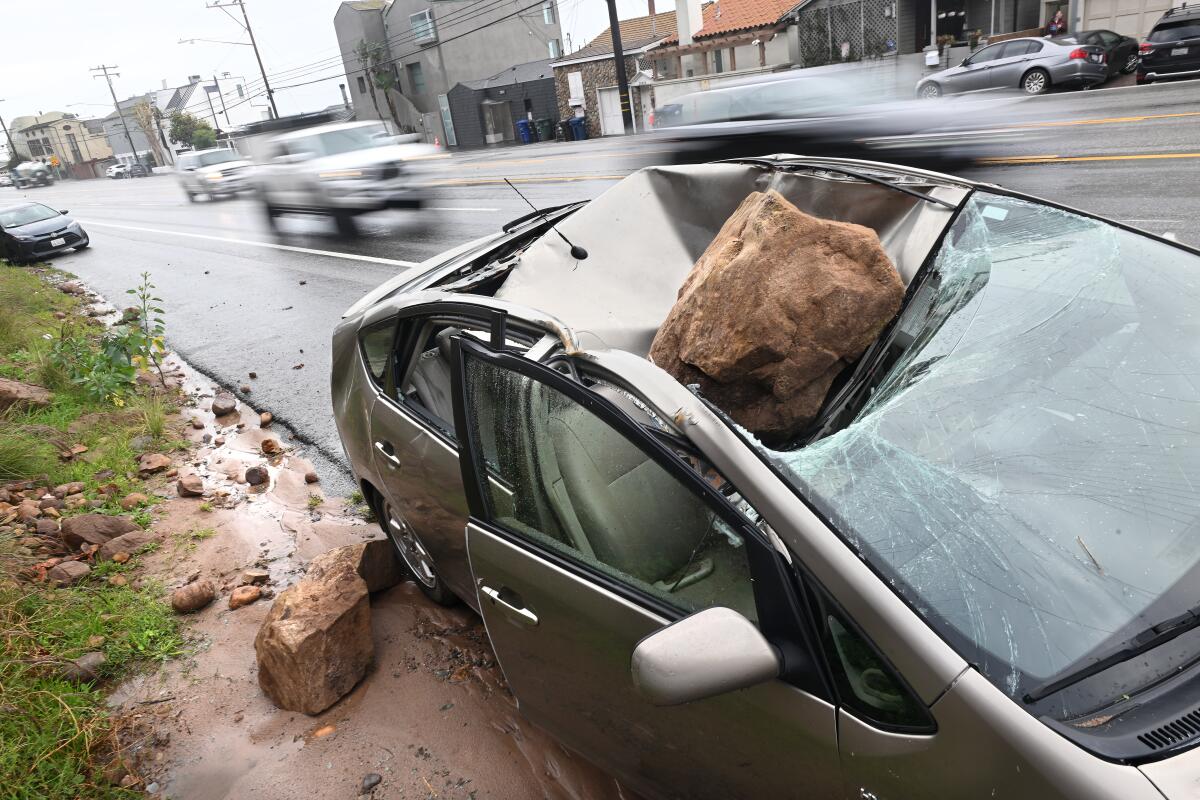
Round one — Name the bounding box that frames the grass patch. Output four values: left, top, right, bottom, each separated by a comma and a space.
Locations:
198, 502, 213, 513
306, 494, 323, 509
0, 419, 59, 482
133, 395, 167, 441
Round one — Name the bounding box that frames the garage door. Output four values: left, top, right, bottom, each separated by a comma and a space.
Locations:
1084, 0, 1172, 38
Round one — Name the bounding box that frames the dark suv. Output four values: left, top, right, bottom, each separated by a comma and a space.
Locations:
1138, 4, 1200, 83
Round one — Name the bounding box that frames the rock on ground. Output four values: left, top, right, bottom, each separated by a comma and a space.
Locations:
120, 492, 149, 510
176, 475, 204, 497
61, 651, 106, 682
0, 376, 53, 412
137, 453, 172, 476
60, 514, 139, 549
53, 481, 85, 498
244, 466, 268, 486
48, 560, 91, 587
229, 585, 261, 609
255, 557, 373, 715
211, 393, 237, 416
97, 530, 158, 562
171, 581, 216, 613
307, 539, 403, 595
649, 189, 904, 442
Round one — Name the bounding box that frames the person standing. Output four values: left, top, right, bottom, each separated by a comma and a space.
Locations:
1047, 9, 1068, 36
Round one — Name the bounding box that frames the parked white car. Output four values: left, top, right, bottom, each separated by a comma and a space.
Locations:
0, 173, 12, 187
253, 121, 441, 236
106, 164, 129, 179
175, 147, 254, 202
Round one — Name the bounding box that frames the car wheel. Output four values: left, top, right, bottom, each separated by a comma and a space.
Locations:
1121, 52, 1139, 74
918, 81, 942, 99
379, 499, 458, 606
185, 190, 197, 202
262, 201, 280, 229
75, 238, 90, 251
1022, 68, 1050, 95
333, 211, 359, 238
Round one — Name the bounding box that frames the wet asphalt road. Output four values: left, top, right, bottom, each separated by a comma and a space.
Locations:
12, 78, 1199, 492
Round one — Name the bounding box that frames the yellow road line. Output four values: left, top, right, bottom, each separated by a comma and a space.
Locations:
1017, 110, 1200, 129
982, 152, 1200, 165
430, 174, 629, 187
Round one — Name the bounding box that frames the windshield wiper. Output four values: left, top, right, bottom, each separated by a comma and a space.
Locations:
1024, 606, 1200, 703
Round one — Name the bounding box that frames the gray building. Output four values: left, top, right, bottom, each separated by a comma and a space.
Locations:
334, 0, 565, 144
103, 95, 160, 168
446, 59, 559, 148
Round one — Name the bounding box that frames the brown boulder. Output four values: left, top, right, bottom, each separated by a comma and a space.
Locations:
260, 438, 282, 456
48, 560, 91, 587
649, 189, 904, 442
35, 517, 59, 537
259, 412, 273, 427
0, 376, 53, 412
61, 651, 106, 682
60, 514, 139, 549
255, 557, 373, 715
16, 500, 41, 522
244, 466, 268, 486
97, 530, 158, 562
308, 539, 403, 595
53, 481, 86, 499
229, 585, 262, 609
171, 580, 216, 613
119, 492, 149, 510
303, 470, 318, 484
137, 453, 171, 476
63, 493, 88, 510
176, 475, 204, 497
211, 393, 237, 417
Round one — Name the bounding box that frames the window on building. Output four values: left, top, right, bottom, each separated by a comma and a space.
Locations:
406, 62, 426, 95
548, 38, 562, 58
567, 70, 584, 104
542, 1, 556, 24
357, 75, 368, 94
410, 9, 437, 44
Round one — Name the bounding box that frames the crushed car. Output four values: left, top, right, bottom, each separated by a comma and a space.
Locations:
332, 156, 1200, 800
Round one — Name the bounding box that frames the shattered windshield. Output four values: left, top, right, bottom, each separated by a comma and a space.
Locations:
759, 192, 1200, 708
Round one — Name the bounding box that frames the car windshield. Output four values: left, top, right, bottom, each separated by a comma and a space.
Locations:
752, 192, 1200, 708
1148, 20, 1200, 41
290, 124, 389, 157
195, 150, 242, 167
0, 204, 58, 228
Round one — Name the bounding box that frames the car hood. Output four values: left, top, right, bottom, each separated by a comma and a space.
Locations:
6, 215, 73, 236
1140, 743, 1200, 796
195, 160, 253, 175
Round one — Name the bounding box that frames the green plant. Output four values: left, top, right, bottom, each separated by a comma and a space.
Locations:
306, 494, 323, 509
123, 273, 167, 387
134, 395, 167, 441
0, 418, 58, 481
198, 501, 213, 513
348, 489, 365, 505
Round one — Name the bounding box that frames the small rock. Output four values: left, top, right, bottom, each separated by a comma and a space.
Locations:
304, 471, 319, 484
61, 651, 106, 682
53, 311, 67, 320
233, 711, 244, 723
137, 453, 171, 476
176, 475, 204, 497
292, 363, 304, 370
214, 436, 226, 447
16, 500, 41, 522
242, 568, 270, 585
111, 551, 131, 564
244, 466, 268, 486
129, 434, 153, 451
53, 481, 86, 499
108, 575, 128, 587
239, 384, 252, 394
165, 468, 178, 478
48, 560, 90, 587
58, 280, 85, 295
260, 412, 273, 427
146, 782, 160, 794
191, 418, 204, 430
87, 634, 106, 648
97, 530, 158, 562
35, 517, 59, 536
260, 439, 282, 456
64, 493, 88, 510
361, 773, 382, 793
120, 774, 138, 788
43, 506, 60, 519
298, 280, 307, 286
211, 393, 237, 416
120, 493, 149, 511
229, 585, 262, 609
248, 371, 257, 379
202, 433, 212, 444
171, 580, 216, 613
39, 496, 64, 511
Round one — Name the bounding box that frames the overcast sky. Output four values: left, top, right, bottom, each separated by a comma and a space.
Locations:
1, 0, 672, 153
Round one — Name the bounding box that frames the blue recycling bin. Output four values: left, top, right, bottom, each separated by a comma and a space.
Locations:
568, 116, 587, 141
515, 119, 533, 144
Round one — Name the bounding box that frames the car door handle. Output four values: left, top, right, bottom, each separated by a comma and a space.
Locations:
374, 440, 401, 468
479, 583, 539, 626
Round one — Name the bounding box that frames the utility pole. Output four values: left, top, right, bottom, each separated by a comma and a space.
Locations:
91, 65, 147, 174
212, 74, 231, 127
203, 83, 221, 131
605, 0, 634, 134
206, 0, 278, 119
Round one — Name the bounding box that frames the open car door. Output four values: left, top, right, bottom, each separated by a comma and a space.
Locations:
449, 335, 844, 800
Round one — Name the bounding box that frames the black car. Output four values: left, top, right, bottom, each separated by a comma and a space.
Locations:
1058, 28, 1141, 76
0, 203, 90, 264
1138, 4, 1200, 83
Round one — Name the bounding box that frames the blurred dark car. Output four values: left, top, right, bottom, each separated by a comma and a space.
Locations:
0, 202, 89, 264
1138, 5, 1200, 84
650, 72, 1028, 170
1056, 29, 1141, 77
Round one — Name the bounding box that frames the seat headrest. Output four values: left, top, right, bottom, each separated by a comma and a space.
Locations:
436, 326, 461, 362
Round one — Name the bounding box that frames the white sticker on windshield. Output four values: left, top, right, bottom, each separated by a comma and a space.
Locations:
981, 205, 1009, 221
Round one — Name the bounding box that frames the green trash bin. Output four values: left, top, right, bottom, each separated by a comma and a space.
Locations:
535, 118, 554, 142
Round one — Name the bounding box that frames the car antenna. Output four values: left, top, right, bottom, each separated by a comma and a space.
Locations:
503, 178, 588, 260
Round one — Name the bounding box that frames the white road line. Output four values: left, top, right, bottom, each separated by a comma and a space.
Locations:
78, 220, 419, 267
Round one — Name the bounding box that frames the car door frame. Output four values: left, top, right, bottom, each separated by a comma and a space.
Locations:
449, 334, 844, 799
949, 42, 1006, 92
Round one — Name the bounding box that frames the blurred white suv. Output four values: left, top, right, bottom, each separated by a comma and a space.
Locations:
176, 147, 254, 201
254, 121, 441, 235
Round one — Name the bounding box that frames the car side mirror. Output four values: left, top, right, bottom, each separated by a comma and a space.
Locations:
59, 209, 69, 215
631, 607, 780, 706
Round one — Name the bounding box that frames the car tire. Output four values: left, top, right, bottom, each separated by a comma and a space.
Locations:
185, 190, 197, 202
1022, 68, 1050, 95
378, 499, 458, 606
1121, 53, 1139, 74
917, 81, 942, 99
333, 211, 359, 238
262, 201, 280, 230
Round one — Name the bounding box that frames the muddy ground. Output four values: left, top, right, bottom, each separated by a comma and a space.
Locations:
113, 368, 625, 800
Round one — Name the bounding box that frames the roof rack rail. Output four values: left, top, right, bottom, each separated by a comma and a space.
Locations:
1163, 2, 1195, 17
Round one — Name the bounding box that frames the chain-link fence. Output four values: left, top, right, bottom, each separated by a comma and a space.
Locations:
798, 0, 899, 66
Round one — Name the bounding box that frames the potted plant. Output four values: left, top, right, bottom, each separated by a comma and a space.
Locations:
937, 34, 956, 55
968, 29, 982, 48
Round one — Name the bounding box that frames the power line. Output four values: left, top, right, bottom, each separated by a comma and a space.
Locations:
90, 65, 148, 173
206, 0, 278, 118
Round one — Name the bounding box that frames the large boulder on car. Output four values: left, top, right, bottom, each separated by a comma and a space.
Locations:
254, 553, 373, 715
650, 189, 904, 442
306, 539, 403, 594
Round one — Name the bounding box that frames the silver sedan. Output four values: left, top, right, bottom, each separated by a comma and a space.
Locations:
917, 36, 1108, 96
